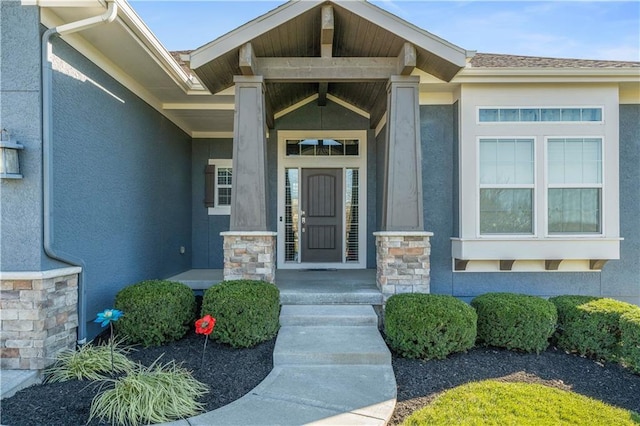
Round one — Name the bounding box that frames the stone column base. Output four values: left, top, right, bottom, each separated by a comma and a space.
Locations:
374, 231, 433, 302
221, 231, 277, 283
1, 267, 81, 370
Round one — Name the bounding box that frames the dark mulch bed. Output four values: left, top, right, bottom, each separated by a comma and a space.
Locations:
391, 346, 640, 425
2, 338, 639, 426
0, 331, 276, 426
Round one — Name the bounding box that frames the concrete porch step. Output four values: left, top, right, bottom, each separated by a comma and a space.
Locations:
274, 325, 391, 366
280, 304, 378, 327
279, 289, 382, 305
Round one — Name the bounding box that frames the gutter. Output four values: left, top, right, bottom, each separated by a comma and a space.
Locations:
42, 0, 118, 345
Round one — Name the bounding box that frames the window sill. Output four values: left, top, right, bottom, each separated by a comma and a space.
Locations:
451, 237, 622, 262
208, 207, 231, 216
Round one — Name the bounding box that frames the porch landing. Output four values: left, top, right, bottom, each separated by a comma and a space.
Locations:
167, 269, 382, 305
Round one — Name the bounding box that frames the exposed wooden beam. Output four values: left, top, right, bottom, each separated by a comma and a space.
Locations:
589, 259, 608, 270
318, 82, 328, 106
318, 5, 333, 106
499, 259, 516, 271
321, 5, 334, 57
545, 259, 563, 271
239, 43, 257, 76
257, 57, 398, 82
397, 42, 417, 75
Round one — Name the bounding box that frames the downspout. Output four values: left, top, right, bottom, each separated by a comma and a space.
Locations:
42, 0, 118, 345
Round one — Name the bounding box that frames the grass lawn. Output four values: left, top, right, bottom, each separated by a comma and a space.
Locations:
403, 380, 640, 426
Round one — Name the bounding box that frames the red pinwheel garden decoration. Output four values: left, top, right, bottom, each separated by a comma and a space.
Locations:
195, 314, 216, 368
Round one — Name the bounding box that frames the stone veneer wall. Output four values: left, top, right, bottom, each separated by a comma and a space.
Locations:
0, 267, 80, 370
374, 231, 433, 301
221, 232, 276, 283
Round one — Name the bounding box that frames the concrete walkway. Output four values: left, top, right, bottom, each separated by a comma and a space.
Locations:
164, 303, 396, 426
2, 270, 397, 425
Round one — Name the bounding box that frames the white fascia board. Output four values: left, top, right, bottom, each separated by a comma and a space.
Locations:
22, 0, 105, 6
326, 94, 370, 119
114, 0, 195, 92
192, 132, 234, 139
455, 68, 640, 84
163, 103, 234, 111
274, 94, 318, 119
333, 0, 468, 67
190, 0, 324, 69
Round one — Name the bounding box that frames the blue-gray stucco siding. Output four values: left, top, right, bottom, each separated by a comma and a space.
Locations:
49, 37, 192, 338
421, 104, 640, 305
0, 3, 51, 271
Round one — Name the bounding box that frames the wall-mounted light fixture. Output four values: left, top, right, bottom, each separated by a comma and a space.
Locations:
0, 128, 24, 179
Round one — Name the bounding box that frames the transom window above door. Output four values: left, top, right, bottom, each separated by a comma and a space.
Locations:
285, 139, 359, 156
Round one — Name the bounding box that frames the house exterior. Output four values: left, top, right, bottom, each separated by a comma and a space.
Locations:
1, 0, 638, 370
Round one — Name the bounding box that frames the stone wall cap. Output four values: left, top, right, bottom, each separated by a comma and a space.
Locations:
373, 231, 434, 237
221, 231, 277, 237
0, 267, 82, 280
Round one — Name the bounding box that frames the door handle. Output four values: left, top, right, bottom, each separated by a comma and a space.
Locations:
301, 217, 306, 224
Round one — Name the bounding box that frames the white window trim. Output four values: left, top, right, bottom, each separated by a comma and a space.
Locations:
544, 136, 605, 237
476, 136, 537, 238
207, 159, 232, 216
476, 106, 605, 125
276, 130, 368, 269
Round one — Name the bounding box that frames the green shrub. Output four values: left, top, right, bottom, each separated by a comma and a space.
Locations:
471, 293, 557, 353
114, 280, 196, 347
385, 294, 477, 360
201, 280, 280, 348
550, 295, 637, 361
45, 340, 135, 382
619, 309, 640, 374
89, 360, 208, 426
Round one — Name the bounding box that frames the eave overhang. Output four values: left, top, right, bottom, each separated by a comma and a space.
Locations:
189, 0, 469, 115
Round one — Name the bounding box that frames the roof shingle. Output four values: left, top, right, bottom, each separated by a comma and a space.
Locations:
469, 53, 640, 68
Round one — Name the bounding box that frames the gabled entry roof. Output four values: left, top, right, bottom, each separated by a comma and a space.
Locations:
189, 0, 469, 124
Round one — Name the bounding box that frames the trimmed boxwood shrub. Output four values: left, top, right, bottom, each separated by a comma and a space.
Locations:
550, 295, 637, 361
384, 294, 477, 360
114, 280, 196, 347
471, 292, 557, 353
201, 280, 280, 348
620, 309, 640, 374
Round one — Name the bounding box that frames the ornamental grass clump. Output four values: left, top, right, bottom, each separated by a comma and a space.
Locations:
472, 292, 557, 353
201, 280, 280, 348
385, 294, 477, 360
45, 340, 135, 383
89, 359, 208, 426
114, 280, 196, 346
550, 295, 638, 361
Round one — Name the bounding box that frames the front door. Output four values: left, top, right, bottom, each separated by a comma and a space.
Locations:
301, 168, 343, 262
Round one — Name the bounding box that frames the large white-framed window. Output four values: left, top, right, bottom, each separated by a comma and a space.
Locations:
479, 138, 535, 235
547, 137, 603, 235
478, 107, 604, 123
207, 159, 232, 215
453, 85, 621, 271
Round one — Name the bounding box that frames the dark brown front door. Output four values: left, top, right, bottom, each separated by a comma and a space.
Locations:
301, 168, 343, 263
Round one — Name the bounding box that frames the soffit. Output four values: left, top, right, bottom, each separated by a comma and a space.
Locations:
191, 0, 468, 124
41, 4, 234, 135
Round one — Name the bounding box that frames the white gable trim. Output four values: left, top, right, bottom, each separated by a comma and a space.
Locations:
190, 0, 324, 69
333, 0, 467, 67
